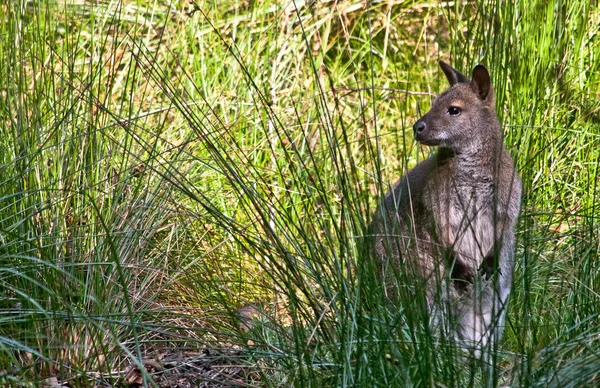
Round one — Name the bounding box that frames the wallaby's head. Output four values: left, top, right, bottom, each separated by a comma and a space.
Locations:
413, 61, 500, 153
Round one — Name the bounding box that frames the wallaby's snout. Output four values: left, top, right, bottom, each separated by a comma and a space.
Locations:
412, 119, 426, 137
413, 116, 438, 146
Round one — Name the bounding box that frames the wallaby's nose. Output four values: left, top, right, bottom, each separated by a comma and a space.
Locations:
413, 120, 426, 133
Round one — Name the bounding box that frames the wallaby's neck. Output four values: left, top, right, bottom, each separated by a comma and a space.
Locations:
440, 122, 504, 175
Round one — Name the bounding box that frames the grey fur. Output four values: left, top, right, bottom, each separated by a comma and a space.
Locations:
370, 61, 522, 356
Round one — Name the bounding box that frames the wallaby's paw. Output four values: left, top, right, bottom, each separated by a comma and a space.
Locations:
480, 251, 502, 281
448, 252, 475, 292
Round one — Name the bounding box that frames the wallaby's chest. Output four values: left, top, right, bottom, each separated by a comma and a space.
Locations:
422, 171, 495, 262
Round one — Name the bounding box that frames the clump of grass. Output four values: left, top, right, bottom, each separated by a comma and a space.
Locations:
0, 0, 599, 386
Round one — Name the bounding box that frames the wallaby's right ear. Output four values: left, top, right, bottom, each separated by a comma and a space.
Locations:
439, 60, 470, 86
470, 65, 492, 101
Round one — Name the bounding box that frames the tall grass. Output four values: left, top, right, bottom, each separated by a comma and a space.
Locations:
0, 0, 599, 386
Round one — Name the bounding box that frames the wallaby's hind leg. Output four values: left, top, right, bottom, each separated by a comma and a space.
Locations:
458, 306, 493, 357
456, 282, 510, 360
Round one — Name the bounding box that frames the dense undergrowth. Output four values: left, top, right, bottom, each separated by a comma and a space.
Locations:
0, 0, 599, 386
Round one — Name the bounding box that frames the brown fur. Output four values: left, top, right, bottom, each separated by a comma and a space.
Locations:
370, 61, 522, 356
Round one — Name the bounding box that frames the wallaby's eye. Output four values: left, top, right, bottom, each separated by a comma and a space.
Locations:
448, 106, 461, 116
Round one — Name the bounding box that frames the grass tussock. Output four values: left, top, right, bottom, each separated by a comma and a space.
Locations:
0, 0, 599, 386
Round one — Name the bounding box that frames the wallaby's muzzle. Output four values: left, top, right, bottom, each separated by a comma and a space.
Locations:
413, 118, 438, 145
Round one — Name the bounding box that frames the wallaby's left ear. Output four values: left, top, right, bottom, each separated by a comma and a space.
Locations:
440, 60, 470, 86
470, 65, 492, 101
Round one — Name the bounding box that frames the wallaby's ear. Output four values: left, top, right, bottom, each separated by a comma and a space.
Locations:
439, 60, 470, 86
470, 65, 492, 101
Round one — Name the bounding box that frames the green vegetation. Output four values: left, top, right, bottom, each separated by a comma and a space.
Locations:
0, 0, 598, 386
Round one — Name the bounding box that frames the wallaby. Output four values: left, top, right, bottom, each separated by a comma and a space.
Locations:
370, 61, 521, 356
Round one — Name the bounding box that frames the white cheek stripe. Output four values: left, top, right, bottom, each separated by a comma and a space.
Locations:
437, 131, 450, 140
